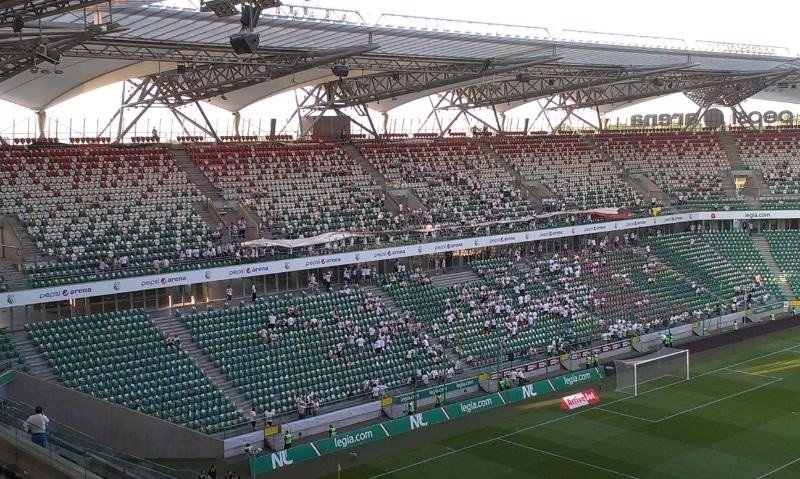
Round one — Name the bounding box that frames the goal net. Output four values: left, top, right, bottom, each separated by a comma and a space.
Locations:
614, 348, 689, 396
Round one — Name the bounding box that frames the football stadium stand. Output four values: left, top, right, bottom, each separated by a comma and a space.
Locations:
644, 231, 780, 306
763, 230, 800, 296
594, 131, 745, 210
359, 140, 536, 227
26, 309, 243, 433
187, 143, 393, 238
487, 135, 644, 212
176, 288, 446, 416
732, 129, 800, 195
0, 146, 212, 287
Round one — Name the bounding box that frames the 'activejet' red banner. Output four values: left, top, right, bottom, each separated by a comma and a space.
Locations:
560, 389, 600, 411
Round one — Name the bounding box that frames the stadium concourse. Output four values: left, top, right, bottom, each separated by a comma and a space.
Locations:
3, 1, 800, 477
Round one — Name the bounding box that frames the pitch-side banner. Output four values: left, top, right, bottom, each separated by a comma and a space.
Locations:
560, 389, 601, 411
2, 209, 797, 308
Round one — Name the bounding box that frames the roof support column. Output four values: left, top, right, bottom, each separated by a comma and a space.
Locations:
381, 112, 389, 135
232, 111, 241, 136
36, 110, 46, 140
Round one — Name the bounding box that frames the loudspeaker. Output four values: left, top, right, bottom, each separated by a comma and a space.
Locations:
229, 33, 260, 54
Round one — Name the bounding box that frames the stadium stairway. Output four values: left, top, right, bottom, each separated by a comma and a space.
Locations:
718, 132, 760, 206
363, 285, 404, 316
751, 234, 795, 299
719, 131, 745, 169
478, 143, 541, 209
11, 331, 56, 381
628, 173, 671, 206
343, 144, 386, 187
582, 136, 670, 206
171, 145, 225, 203
343, 143, 428, 214
0, 259, 28, 290
149, 311, 256, 417
430, 268, 481, 289
739, 171, 766, 206
194, 202, 224, 232
720, 170, 744, 201
1, 215, 46, 262
363, 283, 462, 368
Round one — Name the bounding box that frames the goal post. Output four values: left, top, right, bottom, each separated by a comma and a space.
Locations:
614, 348, 689, 396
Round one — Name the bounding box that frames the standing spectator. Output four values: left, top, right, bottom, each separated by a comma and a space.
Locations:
264, 408, 275, 427
323, 270, 333, 292
226, 285, 233, 302
248, 408, 257, 429
25, 405, 49, 448
251, 283, 257, 302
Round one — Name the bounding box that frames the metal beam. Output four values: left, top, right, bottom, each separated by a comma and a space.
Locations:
122, 44, 380, 107
0, 25, 120, 82
553, 70, 792, 110
313, 55, 557, 108
440, 63, 699, 110
0, 0, 108, 27
685, 70, 798, 107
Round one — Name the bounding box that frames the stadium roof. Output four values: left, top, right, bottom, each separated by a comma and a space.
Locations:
1, 2, 799, 114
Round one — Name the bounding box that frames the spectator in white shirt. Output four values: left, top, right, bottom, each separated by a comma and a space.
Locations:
249, 408, 257, 429
264, 408, 276, 427
26, 406, 49, 448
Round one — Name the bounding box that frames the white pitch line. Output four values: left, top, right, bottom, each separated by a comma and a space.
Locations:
653, 378, 781, 423
722, 367, 783, 380
499, 438, 642, 479
594, 407, 656, 423
754, 456, 800, 478
599, 368, 780, 423
367, 344, 800, 479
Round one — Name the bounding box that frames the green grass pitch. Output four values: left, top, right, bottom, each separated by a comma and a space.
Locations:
293, 327, 800, 479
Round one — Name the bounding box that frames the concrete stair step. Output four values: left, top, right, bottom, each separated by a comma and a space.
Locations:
751, 234, 795, 299
149, 310, 255, 415
430, 269, 481, 288
342, 144, 386, 187
478, 143, 541, 208
171, 145, 225, 203
11, 331, 58, 382
2, 215, 46, 262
